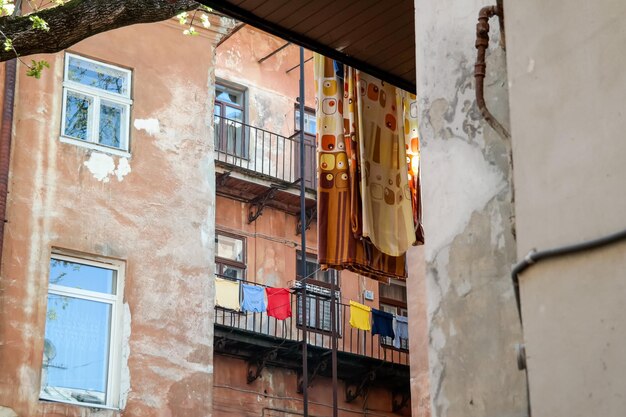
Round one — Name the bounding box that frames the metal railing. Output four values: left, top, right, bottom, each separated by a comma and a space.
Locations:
214, 278, 409, 366
214, 115, 317, 190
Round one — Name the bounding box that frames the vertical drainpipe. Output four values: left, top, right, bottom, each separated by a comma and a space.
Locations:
298, 46, 309, 417
0, 58, 17, 269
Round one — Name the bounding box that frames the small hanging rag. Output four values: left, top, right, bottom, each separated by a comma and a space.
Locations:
266, 287, 292, 320
349, 300, 372, 331
371, 308, 395, 339
393, 315, 409, 349
241, 284, 266, 313
215, 277, 241, 311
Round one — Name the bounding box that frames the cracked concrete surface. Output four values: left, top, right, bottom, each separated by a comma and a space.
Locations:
414, 0, 527, 416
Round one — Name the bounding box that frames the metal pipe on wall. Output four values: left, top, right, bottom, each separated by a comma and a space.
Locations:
474, 4, 510, 140
0, 58, 17, 268
298, 45, 309, 417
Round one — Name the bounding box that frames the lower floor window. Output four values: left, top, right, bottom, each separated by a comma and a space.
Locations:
296, 288, 341, 334
40, 253, 124, 408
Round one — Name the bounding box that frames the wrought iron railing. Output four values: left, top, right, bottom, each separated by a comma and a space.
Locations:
214, 114, 317, 190
214, 278, 409, 366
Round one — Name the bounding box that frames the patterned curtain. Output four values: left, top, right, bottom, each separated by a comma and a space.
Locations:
315, 55, 423, 282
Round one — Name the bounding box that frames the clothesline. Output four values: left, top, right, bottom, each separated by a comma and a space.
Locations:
216, 275, 367, 309
215, 280, 409, 349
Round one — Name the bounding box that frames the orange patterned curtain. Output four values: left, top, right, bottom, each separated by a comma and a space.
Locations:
315, 55, 423, 282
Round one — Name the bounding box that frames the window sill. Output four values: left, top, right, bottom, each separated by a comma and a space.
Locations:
39, 395, 120, 412
60, 136, 131, 158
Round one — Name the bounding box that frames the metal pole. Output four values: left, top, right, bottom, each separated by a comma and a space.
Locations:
298, 46, 309, 417
330, 271, 338, 417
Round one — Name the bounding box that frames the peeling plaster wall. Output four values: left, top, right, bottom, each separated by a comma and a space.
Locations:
215, 26, 315, 137
506, 1, 626, 416
0, 16, 234, 417
414, 0, 527, 416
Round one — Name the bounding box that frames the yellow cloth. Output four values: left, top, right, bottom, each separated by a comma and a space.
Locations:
357, 73, 416, 256
349, 300, 371, 331
215, 277, 240, 311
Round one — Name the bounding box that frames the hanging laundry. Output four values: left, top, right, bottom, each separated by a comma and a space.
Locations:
241, 284, 266, 313
349, 300, 371, 331
215, 277, 241, 311
357, 73, 416, 257
266, 288, 292, 320
371, 308, 395, 339
314, 54, 423, 281
393, 315, 409, 349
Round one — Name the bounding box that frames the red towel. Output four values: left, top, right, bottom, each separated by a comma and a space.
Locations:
265, 288, 291, 320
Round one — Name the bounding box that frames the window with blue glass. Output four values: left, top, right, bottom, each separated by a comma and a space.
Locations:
40, 253, 124, 408
61, 54, 132, 152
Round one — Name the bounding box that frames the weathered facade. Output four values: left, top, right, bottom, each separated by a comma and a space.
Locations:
212, 25, 414, 416
0, 13, 420, 417
0, 15, 234, 417
413, 1, 526, 416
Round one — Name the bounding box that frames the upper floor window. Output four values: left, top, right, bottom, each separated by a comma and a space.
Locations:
379, 279, 408, 350
215, 232, 246, 280
295, 106, 316, 136
214, 83, 247, 158
61, 54, 132, 153
40, 253, 125, 408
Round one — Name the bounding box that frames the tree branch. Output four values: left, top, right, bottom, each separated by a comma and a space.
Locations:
0, 0, 200, 62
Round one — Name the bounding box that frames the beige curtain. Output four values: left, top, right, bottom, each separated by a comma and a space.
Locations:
315, 55, 423, 281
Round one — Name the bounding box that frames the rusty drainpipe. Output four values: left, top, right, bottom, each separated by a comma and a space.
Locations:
474, 2, 510, 140
0, 58, 17, 267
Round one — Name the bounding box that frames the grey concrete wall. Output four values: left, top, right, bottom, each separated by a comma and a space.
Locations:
414, 0, 527, 416
506, 1, 626, 416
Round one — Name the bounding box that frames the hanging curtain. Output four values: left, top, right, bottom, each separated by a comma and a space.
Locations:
315, 55, 423, 281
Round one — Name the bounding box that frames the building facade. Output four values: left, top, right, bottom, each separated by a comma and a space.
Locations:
212, 25, 413, 417
0, 11, 418, 417
0, 14, 233, 417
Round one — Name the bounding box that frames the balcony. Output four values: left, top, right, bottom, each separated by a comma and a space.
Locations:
214, 115, 317, 221
213, 278, 410, 403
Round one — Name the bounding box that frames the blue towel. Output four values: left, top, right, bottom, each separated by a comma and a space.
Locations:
394, 315, 409, 349
241, 284, 266, 313
371, 308, 395, 339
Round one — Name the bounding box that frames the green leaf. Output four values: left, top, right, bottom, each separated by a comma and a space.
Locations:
26, 60, 50, 79
29, 15, 50, 32
3, 38, 12, 52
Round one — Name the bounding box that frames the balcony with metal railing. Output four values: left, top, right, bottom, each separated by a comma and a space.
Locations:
213, 115, 317, 221
213, 277, 410, 402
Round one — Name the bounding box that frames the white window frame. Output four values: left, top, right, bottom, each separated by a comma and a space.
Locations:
295, 106, 316, 136
60, 53, 133, 157
40, 252, 125, 410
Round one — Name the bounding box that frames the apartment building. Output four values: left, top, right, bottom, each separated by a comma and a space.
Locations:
212, 25, 412, 416
0, 14, 233, 417
0, 10, 416, 417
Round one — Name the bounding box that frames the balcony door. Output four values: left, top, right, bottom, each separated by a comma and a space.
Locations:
294, 106, 317, 189
215, 83, 247, 158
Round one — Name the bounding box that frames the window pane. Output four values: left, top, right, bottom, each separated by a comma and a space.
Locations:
221, 265, 244, 280
216, 87, 243, 105
224, 106, 243, 121
216, 235, 244, 262
49, 258, 116, 294
64, 91, 92, 141
306, 114, 317, 135
380, 281, 407, 303
68, 56, 129, 96
41, 294, 111, 405
99, 100, 124, 148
